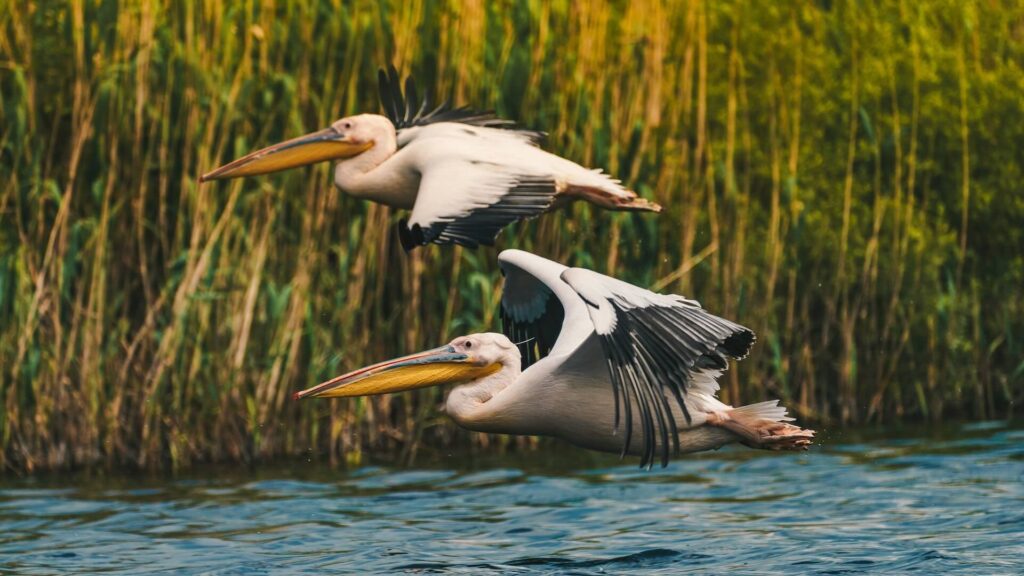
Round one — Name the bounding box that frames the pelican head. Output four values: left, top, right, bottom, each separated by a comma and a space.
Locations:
294, 333, 517, 400
200, 114, 396, 182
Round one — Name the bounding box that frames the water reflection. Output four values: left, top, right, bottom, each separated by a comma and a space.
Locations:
1, 423, 1021, 574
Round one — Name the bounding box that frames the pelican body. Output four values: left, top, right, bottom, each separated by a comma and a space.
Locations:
201, 68, 660, 250
296, 250, 813, 468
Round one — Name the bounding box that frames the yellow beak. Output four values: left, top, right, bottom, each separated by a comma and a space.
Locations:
294, 345, 501, 400
200, 126, 373, 182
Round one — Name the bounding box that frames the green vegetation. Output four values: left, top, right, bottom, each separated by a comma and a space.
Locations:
1, 0, 1022, 471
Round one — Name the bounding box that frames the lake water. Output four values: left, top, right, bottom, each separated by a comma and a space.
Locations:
1, 422, 1021, 574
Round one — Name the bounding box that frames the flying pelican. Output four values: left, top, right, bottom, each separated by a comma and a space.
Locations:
200, 67, 661, 250
295, 250, 814, 468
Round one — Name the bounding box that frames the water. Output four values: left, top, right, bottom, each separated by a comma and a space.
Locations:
1, 423, 1021, 575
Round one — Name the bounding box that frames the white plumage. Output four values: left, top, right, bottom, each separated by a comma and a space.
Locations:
336, 115, 661, 249
493, 250, 813, 467
296, 249, 815, 469
201, 69, 660, 250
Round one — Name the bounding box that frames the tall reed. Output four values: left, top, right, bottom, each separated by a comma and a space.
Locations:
1, 0, 1021, 471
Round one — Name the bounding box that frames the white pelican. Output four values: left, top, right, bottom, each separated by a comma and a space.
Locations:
200, 67, 661, 250
295, 250, 814, 468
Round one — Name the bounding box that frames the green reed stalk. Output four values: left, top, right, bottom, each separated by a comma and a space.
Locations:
0, 0, 1021, 471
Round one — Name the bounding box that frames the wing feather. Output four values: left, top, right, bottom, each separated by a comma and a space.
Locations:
500, 282, 564, 369
495, 252, 757, 469
560, 267, 756, 468
378, 66, 545, 144
400, 151, 559, 249
497, 250, 595, 371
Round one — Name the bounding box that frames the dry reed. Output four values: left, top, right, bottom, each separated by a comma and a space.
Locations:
1, 0, 1022, 471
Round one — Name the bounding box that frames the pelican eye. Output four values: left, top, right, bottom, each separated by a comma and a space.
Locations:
465, 341, 473, 349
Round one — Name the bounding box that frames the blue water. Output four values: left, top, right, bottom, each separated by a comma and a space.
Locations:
1, 423, 1022, 574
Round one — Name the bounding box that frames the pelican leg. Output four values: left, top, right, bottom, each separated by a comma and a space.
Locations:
561, 184, 663, 212
706, 407, 815, 451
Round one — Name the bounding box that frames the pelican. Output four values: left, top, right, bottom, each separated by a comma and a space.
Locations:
295, 250, 814, 468
200, 67, 661, 250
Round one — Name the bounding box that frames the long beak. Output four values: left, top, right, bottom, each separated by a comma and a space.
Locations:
200, 126, 373, 182
294, 345, 501, 400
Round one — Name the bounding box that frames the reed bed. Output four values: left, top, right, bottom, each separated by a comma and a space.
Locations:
1, 0, 1021, 471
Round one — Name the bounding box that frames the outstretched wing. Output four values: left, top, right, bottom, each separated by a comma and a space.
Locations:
378, 66, 544, 145
499, 265, 565, 369
560, 267, 756, 469
398, 128, 562, 249
497, 250, 593, 370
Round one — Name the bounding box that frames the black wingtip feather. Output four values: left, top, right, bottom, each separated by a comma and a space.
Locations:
580, 290, 756, 469
422, 177, 557, 248
722, 329, 756, 359
397, 219, 425, 252
377, 68, 390, 116
404, 76, 417, 123
500, 281, 565, 372
376, 66, 543, 141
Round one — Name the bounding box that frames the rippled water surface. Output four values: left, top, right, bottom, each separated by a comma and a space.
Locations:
1, 423, 1022, 574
